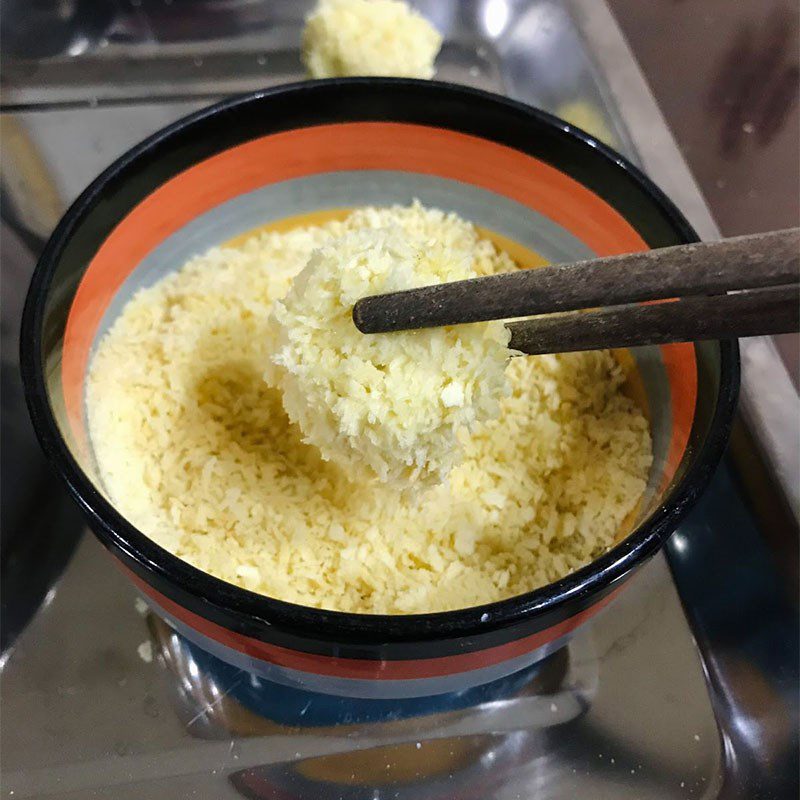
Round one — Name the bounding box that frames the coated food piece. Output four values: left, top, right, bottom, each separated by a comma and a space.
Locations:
302, 0, 442, 79
267, 224, 510, 489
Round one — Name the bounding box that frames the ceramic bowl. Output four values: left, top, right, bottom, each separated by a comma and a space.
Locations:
21, 79, 738, 707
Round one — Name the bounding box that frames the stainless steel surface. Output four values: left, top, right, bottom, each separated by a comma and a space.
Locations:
0, 0, 636, 188
1, 1, 796, 797
2, 537, 723, 799
0, 0, 632, 164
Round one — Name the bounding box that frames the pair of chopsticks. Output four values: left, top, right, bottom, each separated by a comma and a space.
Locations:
352, 228, 800, 355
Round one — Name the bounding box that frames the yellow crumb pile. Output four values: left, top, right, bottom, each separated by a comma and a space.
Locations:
302, 0, 442, 79
267, 225, 510, 488
87, 202, 653, 614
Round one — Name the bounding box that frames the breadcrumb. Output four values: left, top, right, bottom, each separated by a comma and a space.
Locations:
87, 202, 652, 614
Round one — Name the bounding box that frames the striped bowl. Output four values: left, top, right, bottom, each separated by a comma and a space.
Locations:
21, 80, 738, 715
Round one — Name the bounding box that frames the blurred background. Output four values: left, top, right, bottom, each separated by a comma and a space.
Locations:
609, 0, 799, 383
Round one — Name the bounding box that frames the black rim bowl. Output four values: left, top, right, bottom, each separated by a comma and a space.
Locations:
20, 79, 740, 652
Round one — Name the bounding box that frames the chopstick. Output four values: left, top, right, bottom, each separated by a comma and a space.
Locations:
352, 228, 800, 354
506, 285, 798, 355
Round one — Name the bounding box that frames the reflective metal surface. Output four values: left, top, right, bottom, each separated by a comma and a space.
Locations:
0, 120, 85, 651
1, 0, 635, 163
2, 536, 723, 798
1, 1, 796, 797
668, 456, 798, 800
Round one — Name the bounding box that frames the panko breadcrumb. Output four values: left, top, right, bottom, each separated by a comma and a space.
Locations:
266, 225, 510, 488
302, 0, 442, 79
86, 202, 653, 614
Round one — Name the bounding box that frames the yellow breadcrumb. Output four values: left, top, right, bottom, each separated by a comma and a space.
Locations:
302, 0, 442, 79
86, 202, 653, 614
266, 225, 510, 488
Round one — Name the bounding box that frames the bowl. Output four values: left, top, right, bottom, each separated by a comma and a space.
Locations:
21, 79, 738, 707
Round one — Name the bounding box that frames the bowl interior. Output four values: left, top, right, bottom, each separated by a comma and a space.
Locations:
25, 81, 730, 621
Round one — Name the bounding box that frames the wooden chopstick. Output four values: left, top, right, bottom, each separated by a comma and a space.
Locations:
506, 285, 799, 355
352, 228, 800, 337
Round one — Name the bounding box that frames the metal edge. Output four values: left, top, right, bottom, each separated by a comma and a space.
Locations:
566, 2, 799, 796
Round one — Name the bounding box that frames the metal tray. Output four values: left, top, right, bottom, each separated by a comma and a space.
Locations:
1, 2, 796, 797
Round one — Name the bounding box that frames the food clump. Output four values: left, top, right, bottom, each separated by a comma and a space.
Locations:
302, 0, 442, 79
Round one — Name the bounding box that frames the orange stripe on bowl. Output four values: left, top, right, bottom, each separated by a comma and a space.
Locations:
660, 342, 698, 489
63, 121, 647, 440
128, 568, 624, 679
